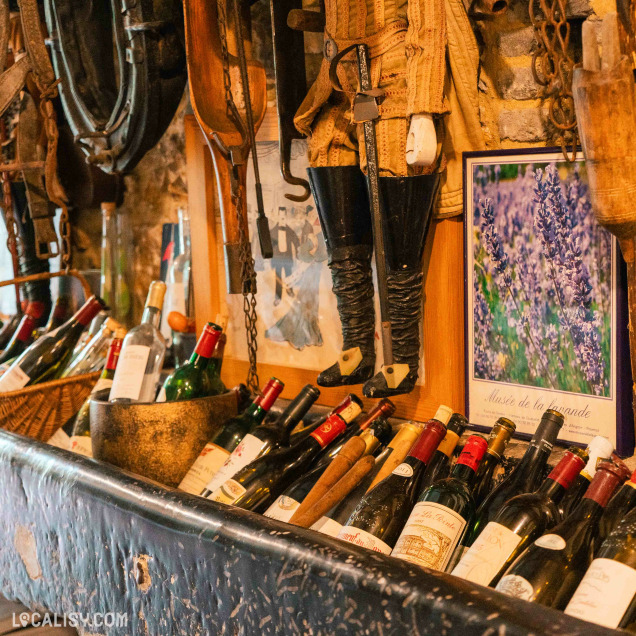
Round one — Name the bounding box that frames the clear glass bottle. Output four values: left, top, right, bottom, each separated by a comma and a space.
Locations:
100, 202, 117, 312
62, 317, 122, 377
109, 281, 167, 403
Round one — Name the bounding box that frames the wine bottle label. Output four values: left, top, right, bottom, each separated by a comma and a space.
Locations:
391, 501, 467, 571
337, 526, 392, 555
451, 522, 522, 586
0, 362, 10, 376
203, 434, 268, 494
210, 479, 246, 505
392, 463, 414, 478
108, 345, 150, 401
177, 443, 231, 495
0, 365, 30, 392
92, 378, 113, 395
264, 495, 300, 522
310, 415, 348, 447
311, 516, 343, 538
495, 574, 535, 600
534, 533, 566, 550
156, 386, 167, 403
70, 436, 93, 458
565, 558, 636, 629
436, 430, 460, 458
47, 427, 71, 450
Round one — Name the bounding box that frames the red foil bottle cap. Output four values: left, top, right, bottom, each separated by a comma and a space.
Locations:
15, 315, 36, 342
547, 451, 587, 489
105, 338, 123, 371
75, 296, 106, 327
25, 301, 46, 320
259, 378, 284, 411
357, 398, 396, 430
584, 460, 630, 507
194, 323, 223, 359
310, 413, 348, 448
456, 435, 488, 471
408, 420, 446, 464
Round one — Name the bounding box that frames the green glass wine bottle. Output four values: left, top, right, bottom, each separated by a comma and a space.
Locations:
158, 322, 223, 402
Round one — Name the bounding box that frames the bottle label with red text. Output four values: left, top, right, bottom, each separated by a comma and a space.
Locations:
264, 495, 300, 522
108, 345, 150, 401
203, 434, 268, 494
47, 427, 71, 450
565, 558, 636, 629
451, 522, 522, 586
177, 443, 230, 495
210, 479, 246, 505
70, 436, 93, 458
391, 501, 466, 571
337, 526, 392, 555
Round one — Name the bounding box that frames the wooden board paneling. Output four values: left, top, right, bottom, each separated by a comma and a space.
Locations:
185, 113, 465, 421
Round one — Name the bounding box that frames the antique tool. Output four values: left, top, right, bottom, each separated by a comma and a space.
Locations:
183, 0, 267, 390
270, 0, 310, 202
44, 0, 187, 174
572, 13, 636, 434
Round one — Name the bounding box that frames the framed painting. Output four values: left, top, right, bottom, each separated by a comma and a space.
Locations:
464, 148, 633, 455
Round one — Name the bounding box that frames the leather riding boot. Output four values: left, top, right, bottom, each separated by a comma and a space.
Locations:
363, 173, 441, 398
308, 166, 376, 387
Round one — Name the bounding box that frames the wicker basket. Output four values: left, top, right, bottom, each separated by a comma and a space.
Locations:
0, 372, 100, 441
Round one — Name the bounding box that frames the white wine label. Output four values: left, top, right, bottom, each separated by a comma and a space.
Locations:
311, 516, 343, 538
211, 479, 246, 505
0, 365, 30, 392
70, 436, 93, 458
108, 345, 150, 401
47, 427, 71, 450
91, 377, 113, 395
451, 522, 522, 586
392, 463, 414, 478
391, 501, 466, 571
204, 434, 268, 494
156, 386, 167, 403
264, 496, 300, 522
177, 443, 231, 495
565, 558, 636, 629
337, 526, 392, 555
496, 574, 535, 600
534, 533, 566, 550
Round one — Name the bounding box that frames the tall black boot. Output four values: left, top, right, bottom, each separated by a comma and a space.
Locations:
363, 173, 440, 398
308, 166, 376, 387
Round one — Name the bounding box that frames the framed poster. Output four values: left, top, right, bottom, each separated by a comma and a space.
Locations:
464, 148, 633, 455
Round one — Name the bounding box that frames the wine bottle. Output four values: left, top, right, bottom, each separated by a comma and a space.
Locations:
465, 409, 564, 547
265, 418, 398, 525
72, 310, 108, 357
109, 281, 167, 403
177, 378, 284, 495
61, 317, 122, 377
312, 398, 395, 467
45, 293, 73, 332
452, 448, 588, 587
556, 435, 614, 521
472, 417, 516, 507
211, 396, 363, 511
206, 313, 227, 395
69, 332, 125, 457
597, 468, 636, 547
157, 322, 223, 402
419, 412, 468, 490
0, 301, 46, 365
0, 312, 22, 351
391, 435, 488, 571
199, 384, 320, 496
307, 422, 421, 535
265, 419, 392, 526
565, 505, 636, 629
336, 420, 447, 554
495, 460, 628, 609
0, 296, 106, 392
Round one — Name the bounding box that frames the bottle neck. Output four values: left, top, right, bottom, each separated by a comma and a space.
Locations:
450, 462, 478, 487
178, 214, 191, 256
537, 478, 568, 503
510, 442, 551, 485
141, 305, 162, 329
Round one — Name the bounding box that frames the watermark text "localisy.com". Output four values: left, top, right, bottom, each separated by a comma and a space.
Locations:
13, 611, 128, 629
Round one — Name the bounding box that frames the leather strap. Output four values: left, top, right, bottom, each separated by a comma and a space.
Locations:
0, 1, 9, 75
17, 0, 55, 88
0, 55, 29, 116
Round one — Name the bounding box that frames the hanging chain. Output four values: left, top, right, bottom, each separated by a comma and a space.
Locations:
217, 0, 260, 392
530, 0, 578, 161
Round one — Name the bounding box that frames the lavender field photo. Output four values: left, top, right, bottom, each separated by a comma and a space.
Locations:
471, 159, 612, 397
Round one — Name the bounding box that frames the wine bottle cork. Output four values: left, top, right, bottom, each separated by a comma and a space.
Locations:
366, 422, 423, 491
291, 456, 376, 529
289, 436, 366, 523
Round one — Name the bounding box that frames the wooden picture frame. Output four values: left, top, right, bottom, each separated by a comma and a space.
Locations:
185, 114, 465, 421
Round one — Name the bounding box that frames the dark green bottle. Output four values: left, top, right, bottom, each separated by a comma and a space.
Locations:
159, 322, 223, 402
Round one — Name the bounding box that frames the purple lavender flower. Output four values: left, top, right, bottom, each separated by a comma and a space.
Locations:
480, 198, 513, 291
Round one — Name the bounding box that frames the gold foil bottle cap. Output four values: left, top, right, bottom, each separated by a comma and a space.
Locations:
104, 317, 122, 333
146, 280, 167, 310
114, 327, 127, 339
486, 418, 517, 458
